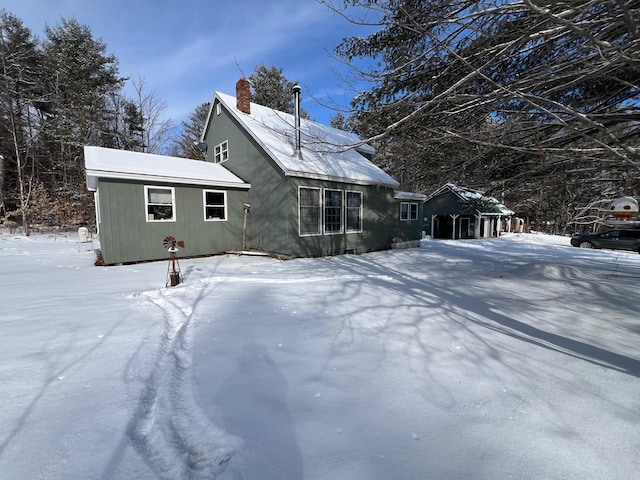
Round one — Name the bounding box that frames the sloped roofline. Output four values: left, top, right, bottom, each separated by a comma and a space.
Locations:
84, 146, 251, 191
426, 183, 514, 215
424, 183, 469, 203
202, 91, 399, 188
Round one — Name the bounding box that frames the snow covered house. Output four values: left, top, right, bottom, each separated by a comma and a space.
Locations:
423, 183, 514, 239
84, 79, 424, 264
198, 78, 424, 258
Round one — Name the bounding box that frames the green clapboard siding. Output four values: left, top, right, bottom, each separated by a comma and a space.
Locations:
203, 99, 422, 258
393, 200, 425, 242
204, 105, 291, 254
97, 178, 248, 264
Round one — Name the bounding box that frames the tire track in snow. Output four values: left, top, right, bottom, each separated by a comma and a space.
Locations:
129, 285, 242, 479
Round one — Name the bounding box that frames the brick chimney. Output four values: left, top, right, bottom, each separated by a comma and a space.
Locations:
236, 78, 251, 114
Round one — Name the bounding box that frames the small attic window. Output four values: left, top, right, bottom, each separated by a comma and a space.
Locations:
214, 140, 228, 163
215, 103, 221, 116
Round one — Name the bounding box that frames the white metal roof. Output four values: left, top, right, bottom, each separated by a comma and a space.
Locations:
84, 146, 250, 190
426, 183, 514, 215
210, 92, 399, 188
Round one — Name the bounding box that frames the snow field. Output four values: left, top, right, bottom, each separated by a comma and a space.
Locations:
1, 232, 639, 479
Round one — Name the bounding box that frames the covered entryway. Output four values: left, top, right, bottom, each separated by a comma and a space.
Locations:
424, 184, 515, 240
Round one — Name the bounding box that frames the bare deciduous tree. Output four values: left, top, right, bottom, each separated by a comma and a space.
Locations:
0, 10, 43, 234
130, 77, 174, 154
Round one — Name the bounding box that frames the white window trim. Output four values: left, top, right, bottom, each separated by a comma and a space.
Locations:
345, 190, 363, 233
214, 140, 229, 163
400, 202, 419, 221
203, 189, 228, 222
145, 185, 176, 222
298, 186, 322, 237
324, 188, 344, 235
400, 202, 409, 221
215, 103, 221, 115
410, 202, 418, 221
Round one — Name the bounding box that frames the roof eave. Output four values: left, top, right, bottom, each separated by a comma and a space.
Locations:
285, 169, 399, 188
475, 209, 514, 216
86, 169, 251, 189
394, 191, 427, 201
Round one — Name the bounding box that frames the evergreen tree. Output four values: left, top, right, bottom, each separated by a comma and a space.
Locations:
0, 12, 176, 231
326, 0, 640, 232
329, 112, 348, 130
170, 102, 211, 160
40, 17, 125, 195
248, 64, 310, 118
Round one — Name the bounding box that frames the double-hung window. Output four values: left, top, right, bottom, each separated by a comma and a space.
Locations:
214, 140, 228, 163
145, 186, 176, 222
400, 202, 418, 221
324, 189, 343, 234
346, 191, 362, 232
299, 187, 321, 235
203, 190, 227, 221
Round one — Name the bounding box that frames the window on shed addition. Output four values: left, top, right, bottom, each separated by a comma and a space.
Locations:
324, 189, 343, 234
214, 140, 228, 163
346, 191, 362, 232
145, 186, 175, 222
400, 202, 418, 221
410, 202, 418, 220
203, 190, 227, 221
299, 187, 321, 235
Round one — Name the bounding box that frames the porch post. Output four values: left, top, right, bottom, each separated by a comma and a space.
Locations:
450, 214, 459, 239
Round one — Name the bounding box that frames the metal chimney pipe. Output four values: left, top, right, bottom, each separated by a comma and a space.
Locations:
292, 84, 302, 159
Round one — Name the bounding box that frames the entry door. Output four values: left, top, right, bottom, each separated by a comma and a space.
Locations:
459, 218, 470, 239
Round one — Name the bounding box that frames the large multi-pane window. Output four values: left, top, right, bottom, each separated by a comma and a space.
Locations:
324, 189, 343, 234
299, 187, 321, 235
400, 202, 418, 221
299, 187, 364, 236
346, 191, 362, 232
203, 190, 227, 221
145, 186, 175, 222
214, 140, 228, 163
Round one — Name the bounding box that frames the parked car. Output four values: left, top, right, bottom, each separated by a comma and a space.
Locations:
570, 229, 640, 252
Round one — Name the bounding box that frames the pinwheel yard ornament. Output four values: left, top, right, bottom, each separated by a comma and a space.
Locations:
163, 236, 182, 287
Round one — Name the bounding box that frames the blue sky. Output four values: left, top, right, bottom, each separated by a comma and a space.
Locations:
3, 0, 377, 126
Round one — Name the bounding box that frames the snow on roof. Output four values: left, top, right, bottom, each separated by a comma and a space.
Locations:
84, 146, 250, 190
427, 183, 514, 215
394, 191, 427, 201
213, 92, 399, 188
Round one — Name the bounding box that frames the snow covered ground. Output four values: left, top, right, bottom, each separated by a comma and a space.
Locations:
1, 232, 638, 479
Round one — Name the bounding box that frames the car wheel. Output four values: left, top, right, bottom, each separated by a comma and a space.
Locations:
579, 241, 594, 248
